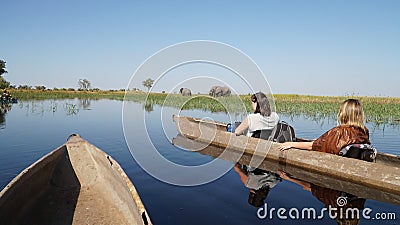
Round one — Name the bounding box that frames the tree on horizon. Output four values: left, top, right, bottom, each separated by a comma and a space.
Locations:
0, 60, 10, 89
142, 78, 154, 92
0, 60, 7, 77
78, 78, 91, 90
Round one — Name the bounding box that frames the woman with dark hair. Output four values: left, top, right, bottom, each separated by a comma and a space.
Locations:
234, 92, 279, 137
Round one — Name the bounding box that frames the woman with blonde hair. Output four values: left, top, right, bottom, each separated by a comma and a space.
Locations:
279, 99, 370, 155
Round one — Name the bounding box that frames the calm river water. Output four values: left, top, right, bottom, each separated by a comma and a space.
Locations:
0, 99, 399, 225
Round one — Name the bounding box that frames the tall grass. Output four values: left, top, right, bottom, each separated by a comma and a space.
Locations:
274, 95, 400, 125
11, 90, 125, 100
126, 92, 400, 125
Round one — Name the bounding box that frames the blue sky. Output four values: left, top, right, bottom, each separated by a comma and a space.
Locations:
1, 0, 399, 96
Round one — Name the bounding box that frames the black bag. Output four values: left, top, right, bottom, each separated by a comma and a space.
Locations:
251, 129, 273, 140
272, 121, 296, 143
339, 144, 377, 162
252, 121, 296, 143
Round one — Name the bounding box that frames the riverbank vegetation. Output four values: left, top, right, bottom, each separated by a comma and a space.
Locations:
8, 89, 400, 125
11, 89, 126, 100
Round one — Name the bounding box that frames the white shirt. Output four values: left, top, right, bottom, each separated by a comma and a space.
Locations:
247, 112, 279, 136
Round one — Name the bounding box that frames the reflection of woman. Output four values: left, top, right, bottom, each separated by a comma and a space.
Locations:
278, 171, 366, 225
234, 92, 279, 137
279, 99, 370, 155
233, 163, 280, 207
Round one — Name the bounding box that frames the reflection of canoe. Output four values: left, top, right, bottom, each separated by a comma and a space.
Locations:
0, 134, 152, 225
173, 115, 400, 195
172, 134, 400, 206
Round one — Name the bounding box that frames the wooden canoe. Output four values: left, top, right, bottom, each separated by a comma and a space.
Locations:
172, 134, 400, 206
0, 134, 152, 225
173, 115, 400, 195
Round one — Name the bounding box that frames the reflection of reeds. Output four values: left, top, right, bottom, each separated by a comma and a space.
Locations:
65, 103, 79, 115
18, 101, 79, 116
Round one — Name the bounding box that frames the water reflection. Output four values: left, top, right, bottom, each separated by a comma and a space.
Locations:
144, 102, 154, 112
14, 100, 87, 117
173, 135, 400, 224
65, 103, 79, 115
0, 100, 97, 130
0, 102, 12, 129
235, 163, 367, 224
278, 170, 366, 225
78, 98, 91, 110
233, 163, 281, 207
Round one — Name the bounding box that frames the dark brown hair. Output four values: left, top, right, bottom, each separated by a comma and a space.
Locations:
251, 92, 271, 117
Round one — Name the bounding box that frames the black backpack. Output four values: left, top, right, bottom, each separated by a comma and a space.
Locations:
272, 121, 296, 143
339, 144, 377, 162
252, 121, 296, 143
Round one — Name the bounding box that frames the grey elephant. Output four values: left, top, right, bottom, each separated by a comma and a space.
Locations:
179, 88, 192, 96
209, 86, 231, 97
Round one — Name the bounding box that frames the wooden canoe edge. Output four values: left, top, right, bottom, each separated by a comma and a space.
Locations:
173, 115, 400, 196
66, 134, 153, 225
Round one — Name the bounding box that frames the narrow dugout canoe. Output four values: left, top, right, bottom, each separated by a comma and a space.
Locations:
172, 134, 400, 206
173, 115, 400, 195
0, 134, 152, 225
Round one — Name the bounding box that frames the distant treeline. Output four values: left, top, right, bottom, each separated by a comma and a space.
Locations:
7, 85, 141, 92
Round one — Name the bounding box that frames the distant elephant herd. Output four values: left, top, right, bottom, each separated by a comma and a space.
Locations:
179, 86, 231, 97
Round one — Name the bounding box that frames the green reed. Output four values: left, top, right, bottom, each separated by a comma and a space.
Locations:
11, 90, 125, 100
274, 95, 400, 125
126, 92, 400, 125
125, 92, 248, 113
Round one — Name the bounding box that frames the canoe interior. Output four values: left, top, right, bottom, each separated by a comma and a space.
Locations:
0, 136, 151, 225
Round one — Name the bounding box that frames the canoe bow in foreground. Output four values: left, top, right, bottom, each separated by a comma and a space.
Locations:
173, 115, 400, 196
0, 134, 152, 225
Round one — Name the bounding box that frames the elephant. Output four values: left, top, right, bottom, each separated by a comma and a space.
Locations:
209, 86, 231, 97
179, 88, 192, 96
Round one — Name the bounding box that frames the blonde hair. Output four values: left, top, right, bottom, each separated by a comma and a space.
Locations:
337, 99, 366, 132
